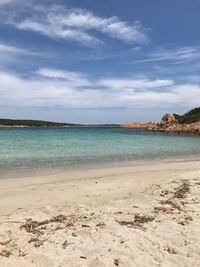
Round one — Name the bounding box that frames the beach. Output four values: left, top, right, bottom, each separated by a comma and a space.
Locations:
0, 160, 200, 267
1, 0, 200, 266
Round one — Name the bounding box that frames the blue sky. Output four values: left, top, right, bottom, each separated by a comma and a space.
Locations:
0, 0, 200, 123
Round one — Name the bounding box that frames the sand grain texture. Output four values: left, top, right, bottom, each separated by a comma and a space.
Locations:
0, 161, 200, 267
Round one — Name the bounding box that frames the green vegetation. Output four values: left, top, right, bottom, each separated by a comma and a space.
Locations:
174, 108, 200, 124
0, 119, 77, 127
0, 118, 119, 127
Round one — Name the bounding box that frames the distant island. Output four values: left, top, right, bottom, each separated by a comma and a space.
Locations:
0, 118, 119, 128
121, 107, 200, 134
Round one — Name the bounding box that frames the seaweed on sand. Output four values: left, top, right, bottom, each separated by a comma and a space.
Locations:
116, 214, 155, 230
173, 181, 190, 199
0, 250, 11, 257
20, 214, 76, 234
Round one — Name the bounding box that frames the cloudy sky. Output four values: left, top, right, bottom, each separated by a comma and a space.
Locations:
0, 0, 200, 123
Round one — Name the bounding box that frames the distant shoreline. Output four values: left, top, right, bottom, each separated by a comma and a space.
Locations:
0, 118, 120, 128
0, 125, 119, 128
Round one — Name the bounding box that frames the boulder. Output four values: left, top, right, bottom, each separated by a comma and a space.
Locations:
160, 114, 177, 125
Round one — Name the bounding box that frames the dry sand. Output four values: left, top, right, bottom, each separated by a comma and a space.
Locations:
0, 161, 200, 267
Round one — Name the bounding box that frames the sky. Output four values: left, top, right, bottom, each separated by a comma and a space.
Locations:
0, 0, 200, 123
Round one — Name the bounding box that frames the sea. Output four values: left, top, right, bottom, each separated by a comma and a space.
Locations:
0, 127, 200, 177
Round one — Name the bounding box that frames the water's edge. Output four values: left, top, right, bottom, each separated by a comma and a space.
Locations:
0, 127, 200, 179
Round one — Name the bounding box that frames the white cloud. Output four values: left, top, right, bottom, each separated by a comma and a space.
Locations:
153, 47, 200, 61
0, 0, 26, 5
133, 46, 200, 64
0, 0, 25, 6
0, 43, 28, 54
0, 69, 199, 109
0, 42, 40, 66
100, 78, 174, 90
37, 68, 90, 87
0, 0, 14, 4
4, 5, 147, 46
17, 19, 101, 45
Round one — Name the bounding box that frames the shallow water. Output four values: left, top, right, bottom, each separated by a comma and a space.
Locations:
0, 127, 200, 176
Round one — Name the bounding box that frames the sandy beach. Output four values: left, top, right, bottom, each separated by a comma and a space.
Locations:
0, 161, 200, 267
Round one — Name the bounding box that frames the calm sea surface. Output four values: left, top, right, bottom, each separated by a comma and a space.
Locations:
0, 127, 200, 176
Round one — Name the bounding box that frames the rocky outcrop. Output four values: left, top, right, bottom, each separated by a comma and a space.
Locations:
151, 113, 200, 134
154, 122, 200, 134
121, 109, 200, 134
121, 122, 157, 129
160, 114, 177, 125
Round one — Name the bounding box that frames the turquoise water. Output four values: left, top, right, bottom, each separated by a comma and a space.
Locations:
0, 127, 200, 175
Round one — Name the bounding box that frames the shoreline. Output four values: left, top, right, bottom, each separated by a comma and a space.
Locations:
0, 160, 200, 266
1, 155, 200, 180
